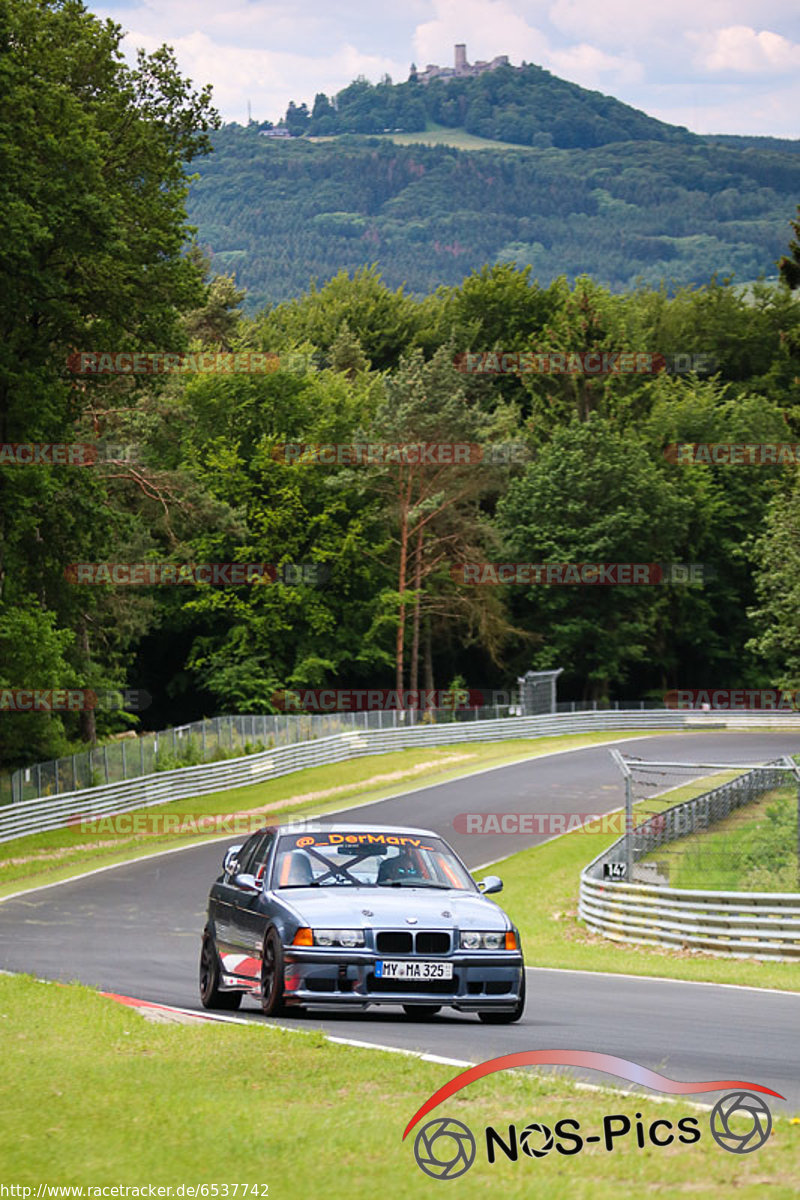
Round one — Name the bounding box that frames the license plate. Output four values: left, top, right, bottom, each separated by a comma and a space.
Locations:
375, 960, 453, 980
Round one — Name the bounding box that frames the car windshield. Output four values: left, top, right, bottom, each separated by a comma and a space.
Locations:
272, 831, 475, 890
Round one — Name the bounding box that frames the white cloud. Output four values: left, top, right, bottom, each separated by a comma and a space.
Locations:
547, 0, 796, 49
413, 0, 550, 67
691, 25, 800, 74
113, 26, 408, 123
548, 43, 644, 87
413, 0, 643, 90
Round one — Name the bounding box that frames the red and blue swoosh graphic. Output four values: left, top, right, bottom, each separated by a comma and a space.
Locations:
402, 1050, 785, 1139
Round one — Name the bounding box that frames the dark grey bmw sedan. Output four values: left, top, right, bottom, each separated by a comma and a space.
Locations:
200, 822, 525, 1022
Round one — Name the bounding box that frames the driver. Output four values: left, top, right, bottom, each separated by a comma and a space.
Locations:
377, 848, 422, 884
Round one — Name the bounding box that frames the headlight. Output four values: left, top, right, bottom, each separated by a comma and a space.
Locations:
313, 928, 365, 948
460, 930, 508, 949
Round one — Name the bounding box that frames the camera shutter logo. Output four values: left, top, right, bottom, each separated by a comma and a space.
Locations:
710, 1092, 772, 1154
413, 1117, 476, 1179
520, 1122, 554, 1158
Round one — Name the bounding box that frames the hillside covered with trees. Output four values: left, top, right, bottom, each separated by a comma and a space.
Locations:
187, 126, 800, 308
276, 62, 694, 148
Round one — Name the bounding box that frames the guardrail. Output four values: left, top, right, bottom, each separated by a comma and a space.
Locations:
3, 707, 800, 846
579, 761, 800, 961
579, 877, 800, 960
6, 704, 524, 805
8, 697, 796, 806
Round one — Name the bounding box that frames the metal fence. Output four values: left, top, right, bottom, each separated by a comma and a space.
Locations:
579, 758, 800, 960
3, 704, 523, 806
628, 760, 789, 881
3, 708, 800, 846
0, 696, 774, 806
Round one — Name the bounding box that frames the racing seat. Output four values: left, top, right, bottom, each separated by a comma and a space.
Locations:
285, 851, 315, 886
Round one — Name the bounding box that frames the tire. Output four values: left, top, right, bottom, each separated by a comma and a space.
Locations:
260, 928, 288, 1017
477, 968, 526, 1025
402, 1005, 442, 1020
199, 930, 242, 1011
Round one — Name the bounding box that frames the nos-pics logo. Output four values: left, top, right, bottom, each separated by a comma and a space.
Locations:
404, 1051, 782, 1180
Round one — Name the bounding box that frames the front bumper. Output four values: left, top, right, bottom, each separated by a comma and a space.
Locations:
281, 947, 525, 1010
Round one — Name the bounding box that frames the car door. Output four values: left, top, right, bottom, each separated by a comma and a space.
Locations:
213, 832, 263, 961
228, 831, 276, 983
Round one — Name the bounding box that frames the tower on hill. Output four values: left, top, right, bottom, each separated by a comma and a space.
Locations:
414, 44, 511, 85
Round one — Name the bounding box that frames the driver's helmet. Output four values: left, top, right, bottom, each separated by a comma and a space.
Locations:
379, 848, 421, 882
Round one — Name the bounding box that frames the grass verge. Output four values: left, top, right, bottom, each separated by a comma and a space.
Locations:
638, 787, 799, 892
491, 775, 800, 992
311, 121, 534, 151
1, 974, 797, 1194
0, 731, 666, 899
374, 122, 532, 150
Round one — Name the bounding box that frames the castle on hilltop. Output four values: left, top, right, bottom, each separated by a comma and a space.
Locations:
412, 44, 510, 85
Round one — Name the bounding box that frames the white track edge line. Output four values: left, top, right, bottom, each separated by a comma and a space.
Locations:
523, 964, 800, 999
100, 994, 736, 1112
2, 972, 788, 1113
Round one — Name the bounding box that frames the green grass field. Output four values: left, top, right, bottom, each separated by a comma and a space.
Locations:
375, 122, 534, 150
1, 974, 797, 1194
311, 121, 533, 151
637, 786, 799, 892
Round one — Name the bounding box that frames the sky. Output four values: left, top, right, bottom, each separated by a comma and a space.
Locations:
96, 0, 800, 137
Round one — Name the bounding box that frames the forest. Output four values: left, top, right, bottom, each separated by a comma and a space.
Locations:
187, 126, 800, 307
1, 0, 800, 772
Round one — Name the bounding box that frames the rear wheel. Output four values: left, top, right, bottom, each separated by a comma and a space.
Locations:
199, 930, 242, 1011
402, 1005, 442, 1020
260, 928, 288, 1017
477, 968, 526, 1025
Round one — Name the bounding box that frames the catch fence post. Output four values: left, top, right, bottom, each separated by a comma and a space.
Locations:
609, 748, 634, 880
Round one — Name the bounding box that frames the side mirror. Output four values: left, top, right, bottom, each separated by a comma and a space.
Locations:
478, 875, 503, 895
234, 873, 260, 893
223, 845, 242, 875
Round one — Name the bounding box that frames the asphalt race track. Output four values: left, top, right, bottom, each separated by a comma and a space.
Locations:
2, 731, 799, 1112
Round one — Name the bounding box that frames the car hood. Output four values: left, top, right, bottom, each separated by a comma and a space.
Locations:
276, 887, 509, 930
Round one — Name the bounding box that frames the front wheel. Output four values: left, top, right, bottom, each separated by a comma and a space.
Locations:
260, 928, 288, 1017
199, 930, 242, 1011
477, 969, 526, 1025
